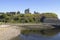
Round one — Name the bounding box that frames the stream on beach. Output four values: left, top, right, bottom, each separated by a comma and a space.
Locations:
0, 25, 60, 40
11, 29, 60, 40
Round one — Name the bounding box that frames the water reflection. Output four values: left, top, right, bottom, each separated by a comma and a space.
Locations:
11, 29, 60, 40
40, 29, 60, 36
10, 35, 23, 40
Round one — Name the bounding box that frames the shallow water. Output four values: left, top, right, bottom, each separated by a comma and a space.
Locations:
11, 29, 60, 40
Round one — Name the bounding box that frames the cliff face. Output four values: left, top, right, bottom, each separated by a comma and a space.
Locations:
43, 18, 60, 23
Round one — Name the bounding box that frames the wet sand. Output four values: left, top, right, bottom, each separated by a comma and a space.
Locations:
0, 25, 21, 40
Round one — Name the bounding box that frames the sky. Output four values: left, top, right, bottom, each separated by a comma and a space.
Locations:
0, 0, 60, 18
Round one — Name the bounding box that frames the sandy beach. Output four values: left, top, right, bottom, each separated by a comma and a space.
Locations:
0, 24, 21, 40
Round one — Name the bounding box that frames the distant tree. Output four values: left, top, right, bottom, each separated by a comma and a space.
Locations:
0, 14, 6, 19
14, 17, 19, 21
0, 12, 58, 23
17, 11, 20, 14
25, 8, 30, 14
34, 11, 40, 14
20, 14, 24, 17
